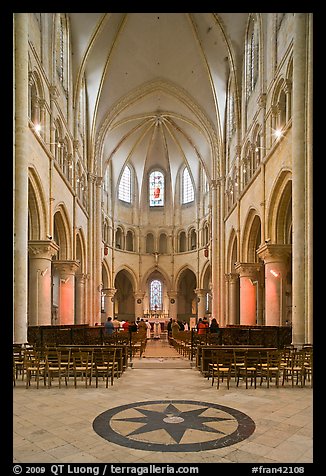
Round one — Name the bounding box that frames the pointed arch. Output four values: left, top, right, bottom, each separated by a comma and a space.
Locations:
75, 227, 87, 273
28, 167, 48, 240
241, 208, 262, 263
266, 169, 292, 244
227, 228, 238, 273
53, 203, 72, 260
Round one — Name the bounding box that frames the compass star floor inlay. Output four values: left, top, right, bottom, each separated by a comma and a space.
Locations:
92, 400, 256, 452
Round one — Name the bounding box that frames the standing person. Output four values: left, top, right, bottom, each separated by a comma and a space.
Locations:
167, 318, 173, 337
104, 317, 114, 335
129, 321, 138, 332
145, 319, 152, 339
209, 318, 220, 333
112, 316, 121, 331
197, 318, 209, 335
122, 319, 130, 332
183, 321, 189, 331
137, 318, 147, 332
171, 319, 180, 338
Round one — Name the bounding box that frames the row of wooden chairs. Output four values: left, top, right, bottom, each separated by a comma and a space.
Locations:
207, 347, 313, 389
13, 345, 119, 389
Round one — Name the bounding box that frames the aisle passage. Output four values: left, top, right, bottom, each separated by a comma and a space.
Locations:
142, 333, 182, 358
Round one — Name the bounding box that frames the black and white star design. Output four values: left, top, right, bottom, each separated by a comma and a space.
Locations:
93, 400, 255, 452
115, 402, 232, 443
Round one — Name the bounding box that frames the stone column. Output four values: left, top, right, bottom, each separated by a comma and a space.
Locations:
257, 244, 291, 326
14, 13, 29, 343
210, 180, 219, 321
235, 263, 261, 325
28, 240, 59, 326
102, 288, 116, 321
168, 291, 178, 320
95, 176, 103, 325
134, 292, 145, 319
292, 13, 308, 345
224, 274, 230, 324
87, 173, 95, 324
228, 273, 239, 325
195, 288, 206, 320
75, 273, 87, 324
52, 260, 80, 324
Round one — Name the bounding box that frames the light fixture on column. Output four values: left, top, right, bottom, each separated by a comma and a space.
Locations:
273, 128, 284, 139
40, 268, 48, 276
270, 269, 279, 278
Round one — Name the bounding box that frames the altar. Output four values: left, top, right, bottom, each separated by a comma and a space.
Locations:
144, 314, 169, 338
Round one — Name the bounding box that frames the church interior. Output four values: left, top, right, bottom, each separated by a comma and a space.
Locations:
13, 13, 313, 466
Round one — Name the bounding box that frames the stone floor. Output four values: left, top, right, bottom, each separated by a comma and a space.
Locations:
13, 339, 313, 465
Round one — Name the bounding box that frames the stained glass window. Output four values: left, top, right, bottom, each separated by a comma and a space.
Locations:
118, 165, 131, 203
182, 167, 194, 204
149, 171, 164, 206
150, 280, 162, 310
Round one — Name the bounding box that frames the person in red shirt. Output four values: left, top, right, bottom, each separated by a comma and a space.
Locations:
197, 317, 209, 335
122, 320, 130, 332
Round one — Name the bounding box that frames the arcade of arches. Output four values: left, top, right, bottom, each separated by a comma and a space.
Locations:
14, 13, 313, 346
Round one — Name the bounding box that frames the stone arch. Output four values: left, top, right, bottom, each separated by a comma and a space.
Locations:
241, 208, 262, 263
75, 228, 86, 273
266, 170, 292, 244
53, 203, 72, 260
227, 228, 238, 273
141, 266, 171, 291
175, 267, 197, 318
28, 167, 47, 240
102, 260, 111, 289
114, 268, 137, 318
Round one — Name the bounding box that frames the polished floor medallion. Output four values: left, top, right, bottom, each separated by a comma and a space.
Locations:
93, 400, 255, 452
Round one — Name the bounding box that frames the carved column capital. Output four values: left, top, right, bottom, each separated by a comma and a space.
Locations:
73, 140, 80, 151
257, 93, 266, 108
88, 172, 96, 184
75, 272, 87, 284
194, 288, 206, 298
102, 287, 117, 299
49, 85, 60, 99
234, 262, 262, 279
226, 273, 239, 284
28, 240, 59, 259
52, 260, 80, 276
257, 244, 292, 264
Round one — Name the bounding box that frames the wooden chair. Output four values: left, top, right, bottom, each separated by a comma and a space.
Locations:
211, 349, 234, 389
259, 350, 282, 388
91, 348, 117, 388
45, 348, 69, 388
282, 349, 307, 387
236, 350, 260, 389
71, 349, 93, 388
25, 350, 46, 389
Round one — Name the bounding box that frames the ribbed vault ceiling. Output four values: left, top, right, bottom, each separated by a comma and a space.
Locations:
69, 12, 249, 201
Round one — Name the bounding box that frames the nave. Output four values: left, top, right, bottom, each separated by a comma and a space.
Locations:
13, 336, 312, 465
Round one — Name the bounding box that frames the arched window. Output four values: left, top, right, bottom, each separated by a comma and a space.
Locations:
149, 170, 164, 206
115, 228, 123, 249
182, 167, 194, 204
126, 230, 134, 252
246, 15, 259, 99
179, 231, 186, 252
56, 14, 68, 91
146, 233, 154, 253
150, 279, 162, 310
159, 233, 167, 254
118, 165, 131, 203
226, 91, 236, 141
190, 229, 197, 250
